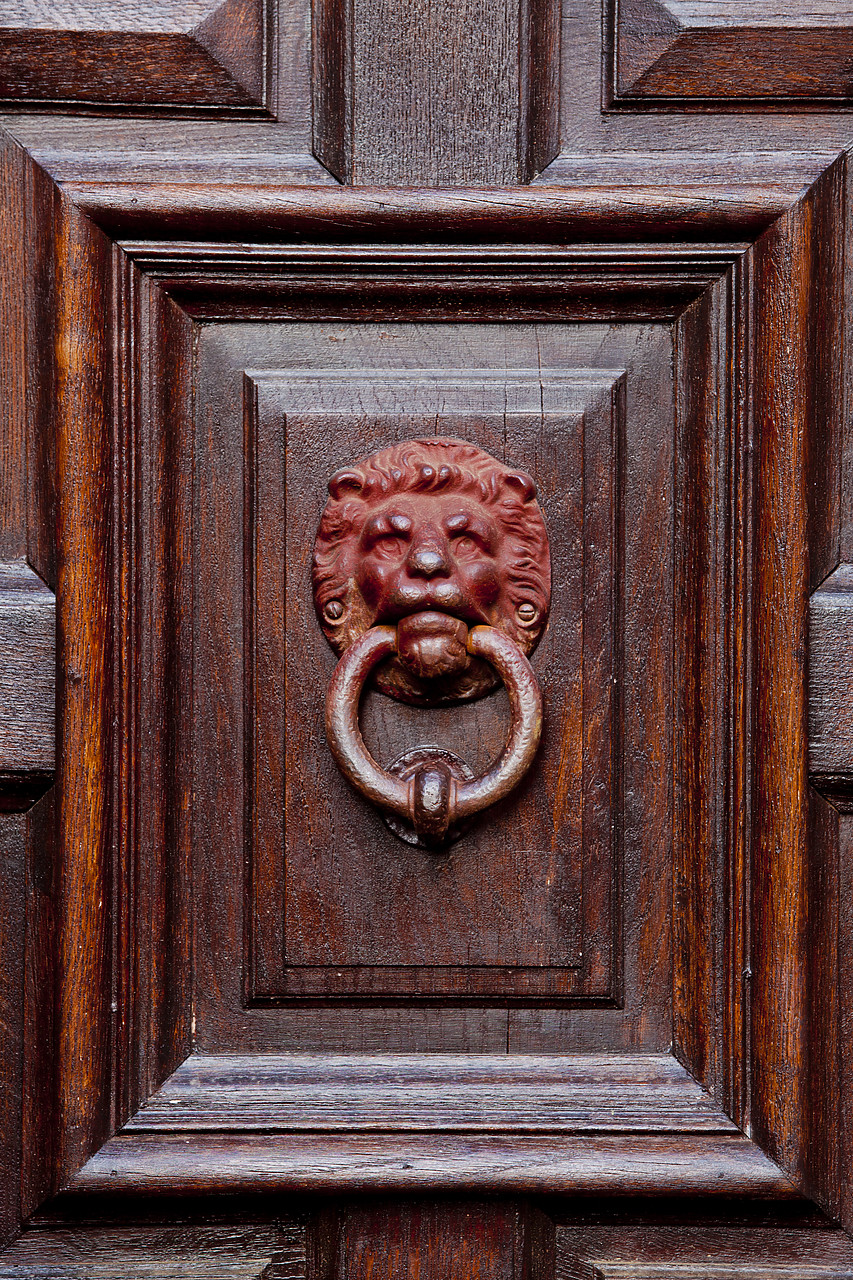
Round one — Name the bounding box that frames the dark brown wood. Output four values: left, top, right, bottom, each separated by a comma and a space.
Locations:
67, 1131, 792, 1197
750, 158, 845, 1196
0, 170, 844, 1231
0, 0, 269, 112
312, 1202, 553, 1280
0, 1223, 304, 1277
557, 1226, 853, 1278
311, 0, 559, 183
241, 362, 622, 1006
0, 810, 25, 1245
67, 181, 804, 241
610, 0, 853, 106
4, 2, 853, 1269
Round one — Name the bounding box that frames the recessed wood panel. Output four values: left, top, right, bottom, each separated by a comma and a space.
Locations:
0, 0, 269, 113
609, 0, 853, 106
191, 317, 672, 1056
2, 165, 845, 1215
246, 369, 622, 1001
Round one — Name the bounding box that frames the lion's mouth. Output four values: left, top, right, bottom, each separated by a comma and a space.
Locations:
378, 583, 490, 626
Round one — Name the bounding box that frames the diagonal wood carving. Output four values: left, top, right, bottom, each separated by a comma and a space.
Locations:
609, 0, 853, 106
0, 0, 270, 113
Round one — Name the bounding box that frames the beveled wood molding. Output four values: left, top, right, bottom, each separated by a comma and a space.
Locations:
557, 1227, 853, 1278
608, 0, 853, 108
64, 179, 809, 240
0, 562, 54, 811
1, 139, 850, 1229
61, 1053, 793, 1197
810, 565, 853, 808
0, 0, 272, 115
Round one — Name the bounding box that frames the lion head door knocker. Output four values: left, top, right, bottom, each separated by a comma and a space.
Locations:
313, 438, 551, 848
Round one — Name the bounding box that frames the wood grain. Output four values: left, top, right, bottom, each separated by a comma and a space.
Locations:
313, 1203, 553, 1280
611, 0, 853, 106
312, 0, 559, 183
0, 562, 54, 810
810, 564, 853, 799
67, 1130, 794, 1197
122, 1053, 739, 1132
53, 191, 114, 1185
191, 318, 669, 1057
0, 1223, 303, 1278
750, 156, 845, 1196
246, 372, 619, 1001
68, 182, 804, 242
2, 129, 852, 1257
557, 1225, 853, 1278
0, 0, 269, 113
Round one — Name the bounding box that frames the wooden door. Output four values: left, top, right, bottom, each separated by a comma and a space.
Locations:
2, 2, 853, 1276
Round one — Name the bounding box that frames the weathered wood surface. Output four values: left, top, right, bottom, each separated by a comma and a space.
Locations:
0, 562, 54, 809
557, 1226, 853, 1279
0, 1223, 305, 1278
68, 1130, 793, 1197
810, 564, 853, 801
122, 1053, 737, 1131
312, 0, 559, 183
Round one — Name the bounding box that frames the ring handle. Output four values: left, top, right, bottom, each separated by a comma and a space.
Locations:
324, 623, 543, 844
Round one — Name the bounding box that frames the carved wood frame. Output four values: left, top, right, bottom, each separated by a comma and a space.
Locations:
1, 144, 850, 1230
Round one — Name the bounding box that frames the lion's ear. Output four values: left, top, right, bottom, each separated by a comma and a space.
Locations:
328, 469, 364, 499
504, 471, 537, 503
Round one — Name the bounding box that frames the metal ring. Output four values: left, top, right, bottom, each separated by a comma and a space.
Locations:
324, 623, 543, 843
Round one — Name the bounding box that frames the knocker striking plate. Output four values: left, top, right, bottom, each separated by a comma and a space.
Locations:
312, 438, 551, 846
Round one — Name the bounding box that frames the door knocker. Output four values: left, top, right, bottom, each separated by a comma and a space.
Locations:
313, 438, 551, 846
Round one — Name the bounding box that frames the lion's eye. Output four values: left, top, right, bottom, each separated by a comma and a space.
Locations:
373, 534, 406, 557
452, 535, 478, 557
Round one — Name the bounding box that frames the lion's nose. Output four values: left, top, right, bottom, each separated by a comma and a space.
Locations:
407, 542, 450, 578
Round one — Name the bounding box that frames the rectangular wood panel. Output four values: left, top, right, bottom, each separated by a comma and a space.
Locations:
0, 0, 270, 112
247, 370, 622, 1001
608, 0, 853, 106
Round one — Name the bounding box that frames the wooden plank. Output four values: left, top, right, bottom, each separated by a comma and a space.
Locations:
0, 0, 268, 112
748, 157, 845, 1188
68, 182, 803, 242
0, 1223, 303, 1279
52, 192, 115, 1186
557, 1226, 853, 1278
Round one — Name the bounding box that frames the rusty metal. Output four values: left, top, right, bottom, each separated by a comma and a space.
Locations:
313, 438, 550, 704
324, 616, 543, 845
316, 438, 549, 843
